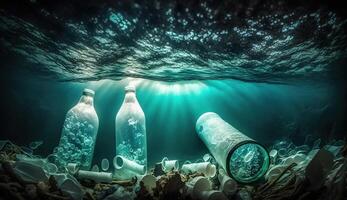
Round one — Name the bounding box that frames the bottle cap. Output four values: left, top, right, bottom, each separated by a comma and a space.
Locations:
125, 85, 136, 92
83, 88, 95, 97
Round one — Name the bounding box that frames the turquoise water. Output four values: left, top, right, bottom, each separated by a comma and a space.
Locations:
1, 69, 346, 167
0, 1, 346, 171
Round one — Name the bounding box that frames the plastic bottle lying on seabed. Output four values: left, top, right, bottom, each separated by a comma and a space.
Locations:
196, 112, 270, 183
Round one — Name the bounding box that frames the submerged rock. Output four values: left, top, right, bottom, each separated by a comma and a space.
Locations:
305, 148, 334, 191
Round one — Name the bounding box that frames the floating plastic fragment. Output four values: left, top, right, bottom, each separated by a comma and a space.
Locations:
181, 162, 216, 178
101, 158, 110, 171
140, 174, 157, 194
77, 170, 113, 183
161, 157, 179, 172
29, 141, 43, 150
196, 112, 269, 183
186, 176, 212, 199
218, 169, 237, 196
305, 148, 334, 190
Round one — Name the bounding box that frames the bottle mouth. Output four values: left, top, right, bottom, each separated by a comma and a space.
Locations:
83, 89, 95, 97
125, 85, 136, 92
226, 141, 270, 183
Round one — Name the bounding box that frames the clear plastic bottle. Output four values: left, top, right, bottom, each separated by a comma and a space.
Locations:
196, 112, 269, 183
54, 89, 99, 170
115, 85, 147, 179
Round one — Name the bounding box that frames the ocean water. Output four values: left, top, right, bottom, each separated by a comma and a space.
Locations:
1, 0, 347, 169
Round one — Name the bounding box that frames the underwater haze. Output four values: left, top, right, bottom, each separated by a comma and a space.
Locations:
1, 0, 347, 167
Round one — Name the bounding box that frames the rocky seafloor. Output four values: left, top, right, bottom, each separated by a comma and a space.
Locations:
0, 139, 346, 200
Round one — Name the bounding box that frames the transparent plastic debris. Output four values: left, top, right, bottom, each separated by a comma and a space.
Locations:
13, 161, 48, 182
59, 177, 83, 200
44, 162, 58, 174
54, 88, 99, 170
113, 155, 146, 179
101, 158, 110, 171
203, 154, 212, 162
181, 162, 216, 178
16, 154, 45, 167
218, 169, 237, 196
294, 145, 310, 154
29, 141, 43, 150
281, 153, 306, 166
67, 163, 79, 174
115, 85, 147, 180
265, 165, 287, 182
16, 154, 58, 175
92, 164, 100, 172
77, 170, 113, 183
20, 146, 34, 155
161, 157, 179, 172
186, 176, 212, 199
52, 173, 83, 200
269, 149, 278, 165
196, 112, 269, 183
139, 174, 156, 195
305, 148, 334, 190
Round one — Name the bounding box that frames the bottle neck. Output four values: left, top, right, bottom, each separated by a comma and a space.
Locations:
124, 91, 137, 103
79, 95, 94, 106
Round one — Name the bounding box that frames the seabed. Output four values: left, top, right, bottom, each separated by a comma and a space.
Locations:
0, 139, 346, 200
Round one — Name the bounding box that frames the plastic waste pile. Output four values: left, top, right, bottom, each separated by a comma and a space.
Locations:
253, 138, 347, 200
0, 138, 347, 200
